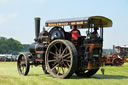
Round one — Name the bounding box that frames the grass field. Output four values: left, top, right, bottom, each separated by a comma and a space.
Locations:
0, 62, 128, 85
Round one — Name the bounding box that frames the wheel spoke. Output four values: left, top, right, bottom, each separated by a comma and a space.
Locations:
21, 61, 25, 65
52, 56, 57, 59
62, 53, 70, 59
57, 66, 60, 75
63, 63, 68, 73
49, 52, 56, 56
61, 47, 68, 56
52, 60, 58, 65
21, 57, 23, 60
59, 43, 62, 54
22, 66, 25, 73
51, 63, 59, 71
63, 59, 71, 62
66, 56, 71, 59
61, 65, 64, 74
53, 44, 58, 49
48, 59, 56, 63
53, 44, 59, 54
63, 63, 68, 68
55, 50, 58, 55
65, 62, 70, 68
19, 63, 22, 67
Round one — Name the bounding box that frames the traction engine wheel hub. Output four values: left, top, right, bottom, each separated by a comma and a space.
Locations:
57, 56, 62, 63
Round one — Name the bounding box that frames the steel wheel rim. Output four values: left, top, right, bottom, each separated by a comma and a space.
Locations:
18, 55, 27, 75
113, 58, 123, 66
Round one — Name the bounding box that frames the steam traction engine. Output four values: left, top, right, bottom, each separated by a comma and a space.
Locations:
17, 16, 112, 78
103, 54, 124, 66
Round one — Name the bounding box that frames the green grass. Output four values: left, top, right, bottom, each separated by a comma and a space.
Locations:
0, 62, 128, 85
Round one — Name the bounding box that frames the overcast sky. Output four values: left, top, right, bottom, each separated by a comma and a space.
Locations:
0, 0, 128, 49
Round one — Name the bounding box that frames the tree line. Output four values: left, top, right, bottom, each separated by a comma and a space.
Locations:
0, 37, 29, 55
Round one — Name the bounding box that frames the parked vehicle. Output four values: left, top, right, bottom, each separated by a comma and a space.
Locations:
103, 54, 124, 66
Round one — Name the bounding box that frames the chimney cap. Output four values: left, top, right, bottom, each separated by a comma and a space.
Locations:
35, 17, 41, 20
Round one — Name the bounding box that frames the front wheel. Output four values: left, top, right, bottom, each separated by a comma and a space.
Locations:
17, 53, 30, 76
45, 40, 78, 78
112, 58, 124, 66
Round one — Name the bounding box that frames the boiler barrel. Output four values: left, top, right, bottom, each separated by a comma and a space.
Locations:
29, 43, 46, 54
29, 43, 36, 54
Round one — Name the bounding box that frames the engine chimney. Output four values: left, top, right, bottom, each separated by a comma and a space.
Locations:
34, 17, 40, 41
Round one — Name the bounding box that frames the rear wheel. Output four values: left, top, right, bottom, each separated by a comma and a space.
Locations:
75, 69, 99, 77
17, 53, 30, 76
112, 58, 124, 66
45, 40, 78, 78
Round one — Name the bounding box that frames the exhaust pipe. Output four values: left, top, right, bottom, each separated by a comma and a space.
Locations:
34, 17, 40, 41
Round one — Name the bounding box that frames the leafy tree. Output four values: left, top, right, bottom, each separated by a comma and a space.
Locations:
21, 44, 30, 52
0, 37, 24, 54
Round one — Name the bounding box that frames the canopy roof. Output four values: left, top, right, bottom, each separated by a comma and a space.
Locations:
45, 16, 112, 28
115, 46, 128, 49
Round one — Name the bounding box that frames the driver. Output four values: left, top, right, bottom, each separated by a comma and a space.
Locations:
71, 25, 81, 40
90, 27, 99, 39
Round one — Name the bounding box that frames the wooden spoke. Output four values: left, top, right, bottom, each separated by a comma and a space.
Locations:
63, 63, 68, 68
63, 64, 68, 73
53, 55, 57, 59
53, 44, 59, 54
55, 48, 59, 55
65, 56, 71, 59
62, 53, 70, 59
63, 59, 71, 62
61, 47, 68, 56
61, 65, 64, 74
21, 57, 23, 60
51, 63, 59, 71
22, 66, 25, 73
48, 59, 56, 63
59, 43, 62, 54
49, 52, 56, 56
66, 62, 70, 68
57, 66, 60, 75
53, 44, 58, 49
21, 61, 26, 65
